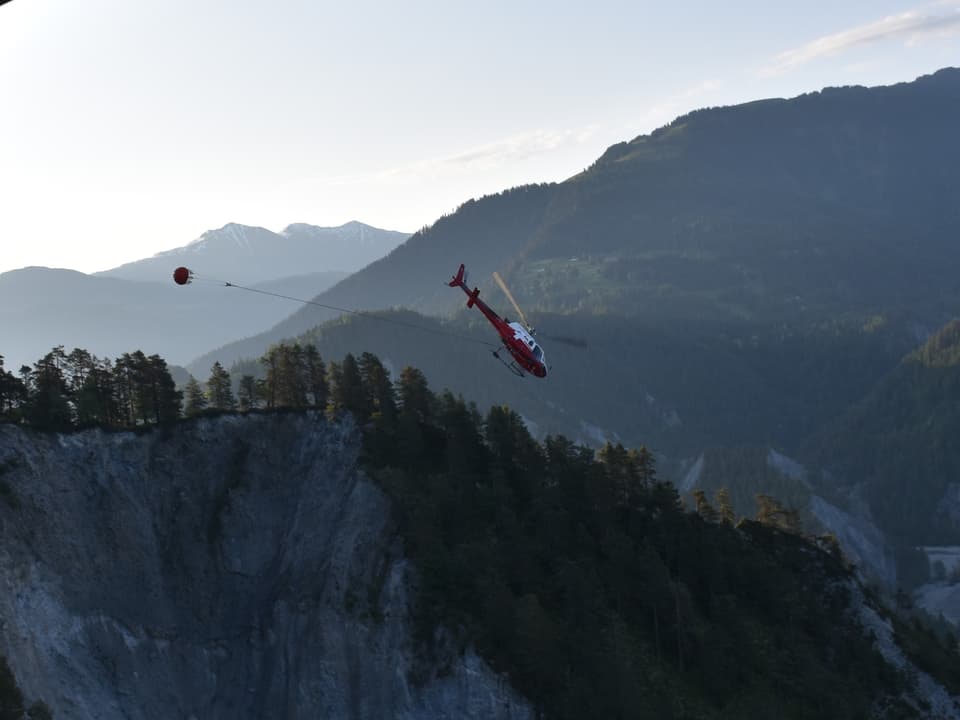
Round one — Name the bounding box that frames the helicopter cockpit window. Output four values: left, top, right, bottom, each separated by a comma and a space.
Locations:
533, 345, 543, 361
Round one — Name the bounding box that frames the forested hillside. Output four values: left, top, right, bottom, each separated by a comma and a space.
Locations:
360, 382, 918, 719
197, 68, 960, 375
811, 320, 960, 546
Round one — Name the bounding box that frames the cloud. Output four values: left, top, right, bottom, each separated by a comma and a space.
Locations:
637, 80, 723, 121
401, 126, 602, 176
273, 124, 602, 193
762, 2, 960, 76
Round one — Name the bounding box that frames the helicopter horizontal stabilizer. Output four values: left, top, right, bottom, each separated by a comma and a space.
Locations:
466, 287, 480, 308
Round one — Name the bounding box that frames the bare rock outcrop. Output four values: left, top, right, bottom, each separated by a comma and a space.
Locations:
0, 413, 531, 719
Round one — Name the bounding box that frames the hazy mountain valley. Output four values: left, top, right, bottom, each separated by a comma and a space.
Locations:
0, 222, 408, 370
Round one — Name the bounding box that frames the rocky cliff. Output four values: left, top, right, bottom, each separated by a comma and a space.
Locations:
0, 413, 532, 719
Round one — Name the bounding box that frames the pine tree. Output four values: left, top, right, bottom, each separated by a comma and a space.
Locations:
634, 445, 656, 488
128, 350, 154, 425
330, 353, 366, 420
755, 494, 780, 526
359, 352, 396, 422
184, 377, 208, 416
485, 404, 543, 509
397, 366, 433, 422
716, 487, 736, 525
237, 374, 258, 411
71, 352, 109, 427
544, 434, 595, 511
23, 347, 72, 430
145, 354, 182, 424
599, 442, 644, 507
77, 359, 118, 427
206, 361, 236, 411
277, 342, 307, 407
112, 353, 136, 426
65, 347, 94, 396
755, 493, 802, 533
0, 355, 26, 419
260, 346, 280, 409
303, 343, 328, 411
692, 489, 719, 523
259, 342, 309, 408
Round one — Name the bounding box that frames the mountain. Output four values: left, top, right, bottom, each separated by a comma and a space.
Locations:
99, 221, 410, 284
196, 67, 960, 370
1, 220, 409, 371
189, 185, 559, 364
194, 70, 960, 460
810, 319, 960, 546
0, 266, 347, 371
181, 70, 960, 598
670, 317, 960, 585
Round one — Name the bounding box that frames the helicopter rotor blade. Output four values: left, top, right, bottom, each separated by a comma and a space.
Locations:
492, 271, 533, 332
540, 334, 589, 349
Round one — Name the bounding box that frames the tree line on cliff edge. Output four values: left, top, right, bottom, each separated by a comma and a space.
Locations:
0, 342, 335, 431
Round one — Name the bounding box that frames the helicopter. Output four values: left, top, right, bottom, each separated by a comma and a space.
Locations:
448, 263, 547, 378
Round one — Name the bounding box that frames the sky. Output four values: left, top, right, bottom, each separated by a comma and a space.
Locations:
1, 0, 958, 274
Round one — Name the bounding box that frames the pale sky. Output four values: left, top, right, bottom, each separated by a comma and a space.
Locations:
1, 0, 958, 274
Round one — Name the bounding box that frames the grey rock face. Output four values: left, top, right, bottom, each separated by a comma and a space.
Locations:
809, 495, 897, 586
0, 414, 532, 720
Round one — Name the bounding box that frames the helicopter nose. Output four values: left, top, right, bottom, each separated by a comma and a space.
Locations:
534, 364, 547, 378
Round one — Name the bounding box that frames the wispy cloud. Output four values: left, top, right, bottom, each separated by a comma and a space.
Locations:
762, 1, 960, 76
391, 126, 602, 177
635, 80, 724, 126
274, 124, 601, 193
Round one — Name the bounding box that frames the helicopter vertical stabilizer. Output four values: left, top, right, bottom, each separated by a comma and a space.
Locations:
448, 264, 466, 288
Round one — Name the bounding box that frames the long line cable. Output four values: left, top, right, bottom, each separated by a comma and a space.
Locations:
192, 276, 498, 349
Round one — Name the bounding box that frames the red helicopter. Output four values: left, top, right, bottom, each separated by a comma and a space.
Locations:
448, 263, 547, 378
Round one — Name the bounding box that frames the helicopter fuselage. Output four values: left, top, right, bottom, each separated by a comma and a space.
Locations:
448, 264, 547, 378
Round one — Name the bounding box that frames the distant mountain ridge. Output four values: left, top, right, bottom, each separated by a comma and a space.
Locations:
194, 68, 960, 372
0, 266, 348, 370
0, 219, 407, 370
99, 221, 410, 284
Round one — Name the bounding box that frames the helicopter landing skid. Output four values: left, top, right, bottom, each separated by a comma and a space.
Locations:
492, 349, 524, 377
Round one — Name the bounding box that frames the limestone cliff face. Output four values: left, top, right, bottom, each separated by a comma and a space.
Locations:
0, 414, 532, 720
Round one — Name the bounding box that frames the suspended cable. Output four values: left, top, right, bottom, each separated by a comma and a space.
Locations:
191, 275, 498, 349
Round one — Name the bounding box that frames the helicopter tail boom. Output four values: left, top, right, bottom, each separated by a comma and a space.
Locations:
449, 263, 481, 307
